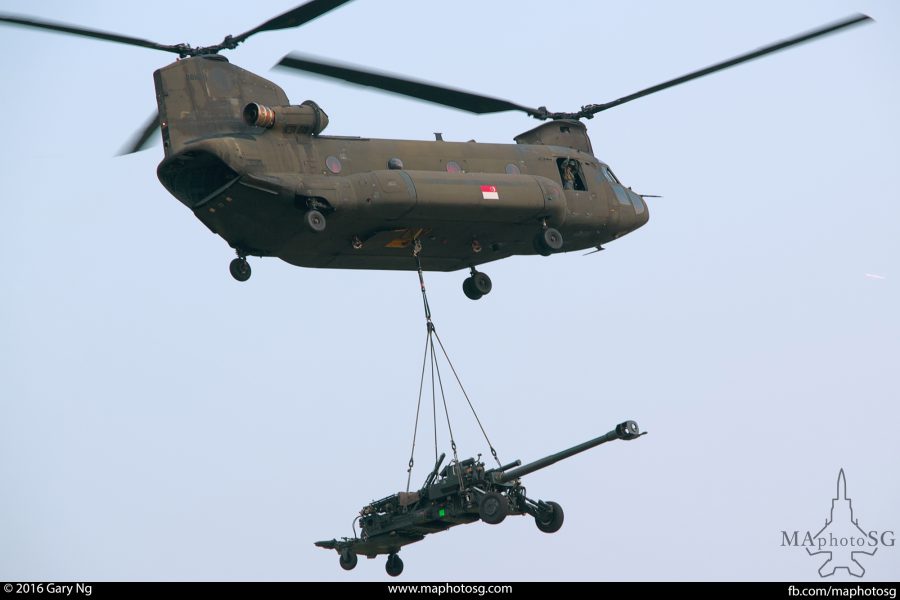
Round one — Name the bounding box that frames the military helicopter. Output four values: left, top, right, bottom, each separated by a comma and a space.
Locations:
0, 2, 871, 300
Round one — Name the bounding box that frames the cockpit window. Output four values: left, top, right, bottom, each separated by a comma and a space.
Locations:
630, 191, 646, 215
612, 185, 631, 206
613, 185, 646, 214
602, 166, 621, 184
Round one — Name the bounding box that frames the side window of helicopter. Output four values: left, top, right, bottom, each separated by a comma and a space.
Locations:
325, 156, 342, 174
556, 158, 587, 191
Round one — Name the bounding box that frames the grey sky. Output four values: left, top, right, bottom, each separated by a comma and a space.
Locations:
1, 0, 897, 581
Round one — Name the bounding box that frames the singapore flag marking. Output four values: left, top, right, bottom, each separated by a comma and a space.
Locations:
481, 185, 499, 200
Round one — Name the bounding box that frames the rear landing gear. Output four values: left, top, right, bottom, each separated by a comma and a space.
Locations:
229, 256, 251, 282
462, 269, 492, 300
385, 553, 404, 577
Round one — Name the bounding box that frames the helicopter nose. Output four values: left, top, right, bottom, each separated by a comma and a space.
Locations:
612, 183, 650, 232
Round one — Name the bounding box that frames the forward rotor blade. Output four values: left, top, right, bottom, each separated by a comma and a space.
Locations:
583, 13, 872, 117
276, 53, 543, 117
119, 111, 160, 155
0, 13, 184, 54
232, 0, 355, 45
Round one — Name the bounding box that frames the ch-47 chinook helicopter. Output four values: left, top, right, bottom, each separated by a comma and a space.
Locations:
0, 2, 871, 300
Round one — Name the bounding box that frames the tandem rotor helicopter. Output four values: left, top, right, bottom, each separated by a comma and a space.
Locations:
0, 2, 871, 300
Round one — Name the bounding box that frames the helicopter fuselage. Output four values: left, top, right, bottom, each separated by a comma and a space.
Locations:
1, 6, 872, 284
155, 56, 649, 273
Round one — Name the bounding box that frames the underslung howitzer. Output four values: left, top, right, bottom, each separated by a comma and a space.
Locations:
315, 420, 645, 576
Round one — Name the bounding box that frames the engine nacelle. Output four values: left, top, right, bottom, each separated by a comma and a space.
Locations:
243, 100, 329, 135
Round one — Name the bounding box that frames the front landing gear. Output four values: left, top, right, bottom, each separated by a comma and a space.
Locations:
462, 268, 492, 300
305, 209, 326, 233
385, 553, 404, 577
533, 227, 564, 256
229, 255, 251, 282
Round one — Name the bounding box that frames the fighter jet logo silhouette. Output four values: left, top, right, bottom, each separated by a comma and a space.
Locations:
806, 469, 877, 577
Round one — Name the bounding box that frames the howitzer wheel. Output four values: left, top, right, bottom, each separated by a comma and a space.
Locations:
479, 491, 508, 525
339, 548, 358, 571
385, 553, 404, 577
535, 501, 564, 533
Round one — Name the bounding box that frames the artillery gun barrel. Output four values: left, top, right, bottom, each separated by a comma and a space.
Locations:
493, 459, 522, 473
497, 420, 642, 483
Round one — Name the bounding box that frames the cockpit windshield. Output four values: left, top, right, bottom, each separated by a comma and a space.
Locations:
602, 166, 621, 184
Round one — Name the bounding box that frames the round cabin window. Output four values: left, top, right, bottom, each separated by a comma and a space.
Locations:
326, 156, 342, 174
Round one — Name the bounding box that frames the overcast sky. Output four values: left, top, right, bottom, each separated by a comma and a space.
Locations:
1, 0, 898, 582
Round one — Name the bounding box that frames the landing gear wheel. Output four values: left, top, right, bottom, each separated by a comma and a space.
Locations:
535, 501, 564, 533
463, 270, 492, 300
229, 258, 251, 282
305, 209, 326, 233
479, 492, 508, 525
385, 553, 404, 577
462, 277, 483, 300
339, 548, 358, 571
472, 271, 492, 295
534, 227, 564, 256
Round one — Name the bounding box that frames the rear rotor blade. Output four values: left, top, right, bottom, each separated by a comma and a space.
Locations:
0, 13, 186, 54
119, 111, 160, 155
231, 0, 355, 45
581, 13, 873, 117
276, 53, 544, 117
